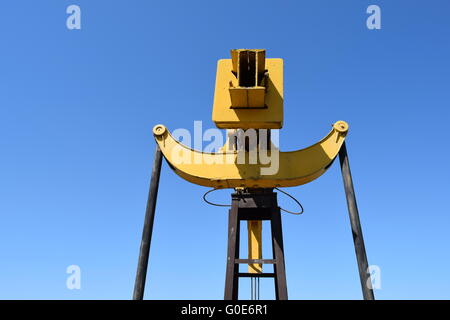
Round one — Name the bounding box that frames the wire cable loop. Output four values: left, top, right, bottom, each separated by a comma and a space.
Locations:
202, 188, 232, 207
275, 187, 304, 215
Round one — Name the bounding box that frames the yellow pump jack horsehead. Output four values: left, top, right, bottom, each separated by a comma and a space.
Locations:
152, 49, 348, 276
134, 49, 374, 301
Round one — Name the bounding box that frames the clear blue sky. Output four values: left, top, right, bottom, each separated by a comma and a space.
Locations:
1, 0, 449, 300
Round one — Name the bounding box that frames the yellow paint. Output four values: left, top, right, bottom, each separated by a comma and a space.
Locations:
229, 87, 266, 109
248, 220, 262, 273
152, 121, 348, 189
152, 49, 351, 278
212, 50, 283, 129
229, 49, 266, 109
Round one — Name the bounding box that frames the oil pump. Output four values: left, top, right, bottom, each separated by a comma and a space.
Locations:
133, 49, 374, 300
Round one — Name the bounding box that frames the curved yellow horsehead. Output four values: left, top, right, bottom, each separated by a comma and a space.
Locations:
153, 49, 349, 189
153, 121, 348, 189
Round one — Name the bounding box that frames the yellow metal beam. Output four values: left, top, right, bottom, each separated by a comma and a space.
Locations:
152, 121, 349, 189
212, 56, 283, 129
248, 220, 262, 274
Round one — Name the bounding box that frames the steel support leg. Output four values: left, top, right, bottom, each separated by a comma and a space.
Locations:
133, 145, 163, 300
224, 198, 240, 300
339, 142, 375, 300
271, 207, 288, 300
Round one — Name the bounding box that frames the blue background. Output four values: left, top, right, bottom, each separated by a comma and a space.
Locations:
1, 0, 449, 299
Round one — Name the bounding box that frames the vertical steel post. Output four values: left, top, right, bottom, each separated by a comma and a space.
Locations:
339, 142, 375, 300
224, 197, 240, 300
133, 145, 163, 300
270, 207, 288, 300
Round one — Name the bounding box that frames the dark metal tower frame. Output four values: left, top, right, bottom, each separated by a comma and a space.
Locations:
132, 142, 375, 300
224, 189, 288, 300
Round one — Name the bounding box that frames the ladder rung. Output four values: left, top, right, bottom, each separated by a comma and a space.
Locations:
238, 272, 275, 278
235, 259, 276, 264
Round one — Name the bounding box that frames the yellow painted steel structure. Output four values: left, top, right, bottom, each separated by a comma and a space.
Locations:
212, 50, 283, 129
247, 221, 262, 273
152, 120, 348, 189
152, 49, 350, 275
